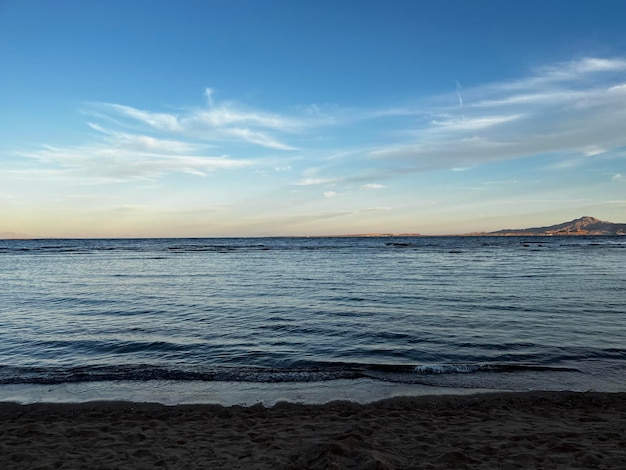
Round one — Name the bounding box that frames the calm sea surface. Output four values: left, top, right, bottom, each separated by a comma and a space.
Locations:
1, 236, 625, 400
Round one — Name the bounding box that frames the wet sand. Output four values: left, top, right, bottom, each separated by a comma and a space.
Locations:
1, 391, 625, 469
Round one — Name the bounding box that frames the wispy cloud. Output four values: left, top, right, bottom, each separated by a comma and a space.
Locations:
86, 123, 197, 154
102, 104, 183, 132
17, 125, 249, 183
91, 88, 325, 151
429, 114, 524, 132
223, 127, 295, 150
294, 177, 342, 186
14, 57, 626, 192
532, 57, 626, 81
369, 57, 626, 172
484, 57, 626, 93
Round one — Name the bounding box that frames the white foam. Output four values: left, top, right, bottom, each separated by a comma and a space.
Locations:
0, 379, 493, 406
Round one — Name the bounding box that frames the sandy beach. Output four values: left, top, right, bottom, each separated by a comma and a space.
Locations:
1, 391, 625, 469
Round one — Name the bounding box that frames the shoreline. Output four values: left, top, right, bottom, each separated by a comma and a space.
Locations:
3, 369, 623, 407
2, 391, 625, 469
0, 379, 499, 407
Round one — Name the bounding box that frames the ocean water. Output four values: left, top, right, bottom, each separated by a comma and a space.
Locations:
1, 236, 625, 403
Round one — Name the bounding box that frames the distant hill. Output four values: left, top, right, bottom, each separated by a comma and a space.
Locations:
0, 231, 33, 239
485, 216, 626, 236
332, 233, 421, 238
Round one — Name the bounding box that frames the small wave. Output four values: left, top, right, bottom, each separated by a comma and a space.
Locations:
0, 365, 362, 385
0, 362, 580, 386
413, 363, 575, 375
415, 364, 480, 374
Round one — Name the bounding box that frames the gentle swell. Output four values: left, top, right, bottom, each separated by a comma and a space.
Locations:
0, 362, 579, 386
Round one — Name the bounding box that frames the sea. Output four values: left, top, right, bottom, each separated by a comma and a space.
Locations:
1, 236, 625, 405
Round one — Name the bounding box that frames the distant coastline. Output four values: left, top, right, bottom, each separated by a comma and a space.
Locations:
3, 216, 625, 239
465, 216, 626, 237
324, 216, 626, 237
0, 232, 33, 240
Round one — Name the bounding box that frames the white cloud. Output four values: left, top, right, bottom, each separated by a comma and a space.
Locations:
91, 89, 324, 151
582, 146, 607, 157
369, 56, 626, 172
294, 177, 340, 186
538, 57, 626, 78
86, 123, 197, 154
103, 104, 182, 132
190, 106, 300, 131
483, 57, 626, 94
323, 191, 337, 198
224, 127, 297, 150
204, 88, 215, 106
274, 165, 292, 172
470, 90, 588, 108
17, 89, 325, 183
15, 57, 626, 192
17, 139, 249, 183
430, 114, 524, 132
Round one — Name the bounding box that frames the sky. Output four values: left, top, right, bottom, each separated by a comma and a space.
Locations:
1, 0, 626, 237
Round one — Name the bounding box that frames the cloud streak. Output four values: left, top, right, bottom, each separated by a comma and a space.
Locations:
369, 57, 626, 172
17, 125, 249, 183
93, 88, 328, 151
14, 56, 626, 192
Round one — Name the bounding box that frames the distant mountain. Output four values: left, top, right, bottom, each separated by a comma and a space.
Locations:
0, 231, 33, 239
486, 216, 626, 236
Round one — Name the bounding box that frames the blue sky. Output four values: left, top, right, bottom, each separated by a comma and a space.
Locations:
1, 0, 626, 237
